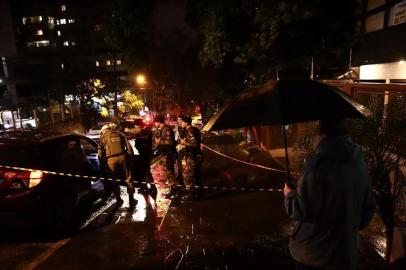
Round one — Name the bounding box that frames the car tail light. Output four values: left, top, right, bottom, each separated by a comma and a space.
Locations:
1, 170, 44, 189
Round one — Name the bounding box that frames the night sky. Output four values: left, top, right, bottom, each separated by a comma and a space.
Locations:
0, 0, 16, 57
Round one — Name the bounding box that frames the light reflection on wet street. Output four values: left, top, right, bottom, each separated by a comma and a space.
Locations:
0, 135, 388, 269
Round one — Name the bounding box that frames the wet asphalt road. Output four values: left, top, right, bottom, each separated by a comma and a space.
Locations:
0, 135, 386, 270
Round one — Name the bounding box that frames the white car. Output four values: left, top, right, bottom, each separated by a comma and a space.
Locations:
86, 123, 111, 144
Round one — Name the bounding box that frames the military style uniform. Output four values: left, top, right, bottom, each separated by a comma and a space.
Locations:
183, 125, 203, 196
98, 128, 135, 205
151, 126, 160, 156
176, 125, 186, 181
157, 125, 178, 191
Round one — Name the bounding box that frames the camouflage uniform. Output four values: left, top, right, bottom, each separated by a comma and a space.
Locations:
98, 128, 135, 203
157, 125, 178, 190
151, 126, 160, 156
183, 125, 203, 192
176, 126, 186, 181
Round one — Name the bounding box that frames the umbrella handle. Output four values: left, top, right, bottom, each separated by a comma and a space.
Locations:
285, 174, 296, 189
285, 179, 296, 189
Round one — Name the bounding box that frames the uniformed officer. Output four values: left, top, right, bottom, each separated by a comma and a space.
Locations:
178, 115, 203, 201
98, 123, 136, 208
154, 115, 180, 199
175, 115, 186, 182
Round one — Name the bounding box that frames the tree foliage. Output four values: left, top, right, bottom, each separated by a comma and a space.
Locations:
121, 90, 144, 114
188, 0, 358, 77
348, 95, 406, 236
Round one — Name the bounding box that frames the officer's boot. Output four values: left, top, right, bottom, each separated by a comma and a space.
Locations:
127, 183, 137, 209
146, 183, 158, 198
114, 184, 124, 206
169, 186, 183, 200
164, 186, 176, 198
128, 192, 137, 209
181, 188, 194, 201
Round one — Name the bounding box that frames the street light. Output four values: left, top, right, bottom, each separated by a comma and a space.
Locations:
136, 74, 146, 85
135, 73, 147, 105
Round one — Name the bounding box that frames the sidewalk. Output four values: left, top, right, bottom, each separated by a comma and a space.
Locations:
157, 136, 386, 269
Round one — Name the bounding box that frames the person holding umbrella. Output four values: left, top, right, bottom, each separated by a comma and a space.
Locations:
284, 119, 375, 270
203, 79, 376, 270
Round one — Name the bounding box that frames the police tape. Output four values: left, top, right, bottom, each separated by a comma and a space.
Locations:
201, 144, 300, 176
0, 164, 284, 193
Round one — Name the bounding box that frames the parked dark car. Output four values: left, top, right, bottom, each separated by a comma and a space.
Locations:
0, 130, 107, 231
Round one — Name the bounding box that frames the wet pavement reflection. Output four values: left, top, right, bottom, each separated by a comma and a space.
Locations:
0, 135, 388, 269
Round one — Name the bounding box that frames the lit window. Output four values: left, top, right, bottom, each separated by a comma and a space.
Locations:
26, 40, 50, 47
57, 30, 61, 36
29, 16, 42, 23
367, 0, 385, 12
116, 60, 122, 65
48, 17, 55, 29
94, 24, 102, 31
61, 63, 64, 69
60, 19, 66, 24
366, 11, 385, 33
63, 41, 69, 47
61, 5, 67, 12
56, 20, 60, 25
106, 60, 111, 66
71, 41, 76, 46
22, 17, 27, 25
36, 29, 44, 36
68, 19, 75, 24
95, 61, 100, 67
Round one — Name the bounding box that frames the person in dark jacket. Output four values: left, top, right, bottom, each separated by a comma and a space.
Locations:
98, 123, 136, 208
284, 119, 375, 270
178, 115, 203, 201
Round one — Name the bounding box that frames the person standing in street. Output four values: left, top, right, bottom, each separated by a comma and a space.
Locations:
154, 115, 180, 199
283, 119, 375, 270
175, 115, 186, 183
98, 123, 136, 208
178, 115, 203, 201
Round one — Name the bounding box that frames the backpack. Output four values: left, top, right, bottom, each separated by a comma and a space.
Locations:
103, 131, 125, 158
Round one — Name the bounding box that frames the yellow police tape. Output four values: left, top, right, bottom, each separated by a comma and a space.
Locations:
0, 164, 284, 193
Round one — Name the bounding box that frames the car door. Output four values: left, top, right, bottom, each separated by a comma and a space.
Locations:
78, 136, 100, 175
78, 136, 105, 193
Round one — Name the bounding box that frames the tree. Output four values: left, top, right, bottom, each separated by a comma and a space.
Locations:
105, 0, 227, 113
120, 90, 144, 115
187, 0, 359, 80
349, 96, 406, 262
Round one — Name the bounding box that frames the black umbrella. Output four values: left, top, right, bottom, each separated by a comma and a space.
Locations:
203, 80, 372, 184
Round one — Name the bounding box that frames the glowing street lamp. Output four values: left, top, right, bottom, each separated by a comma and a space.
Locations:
136, 74, 146, 85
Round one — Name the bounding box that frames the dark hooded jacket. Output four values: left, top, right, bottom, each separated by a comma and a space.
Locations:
285, 135, 375, 270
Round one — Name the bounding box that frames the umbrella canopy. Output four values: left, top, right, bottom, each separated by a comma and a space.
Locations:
204, 80, 371, 131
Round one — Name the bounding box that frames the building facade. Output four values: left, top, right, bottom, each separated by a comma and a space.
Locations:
1, 0, 128, 107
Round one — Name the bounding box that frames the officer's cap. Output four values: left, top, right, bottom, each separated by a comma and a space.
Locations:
101, 123, 117, 133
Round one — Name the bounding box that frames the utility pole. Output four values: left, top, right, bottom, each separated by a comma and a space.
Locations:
113, 53, 118, 121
